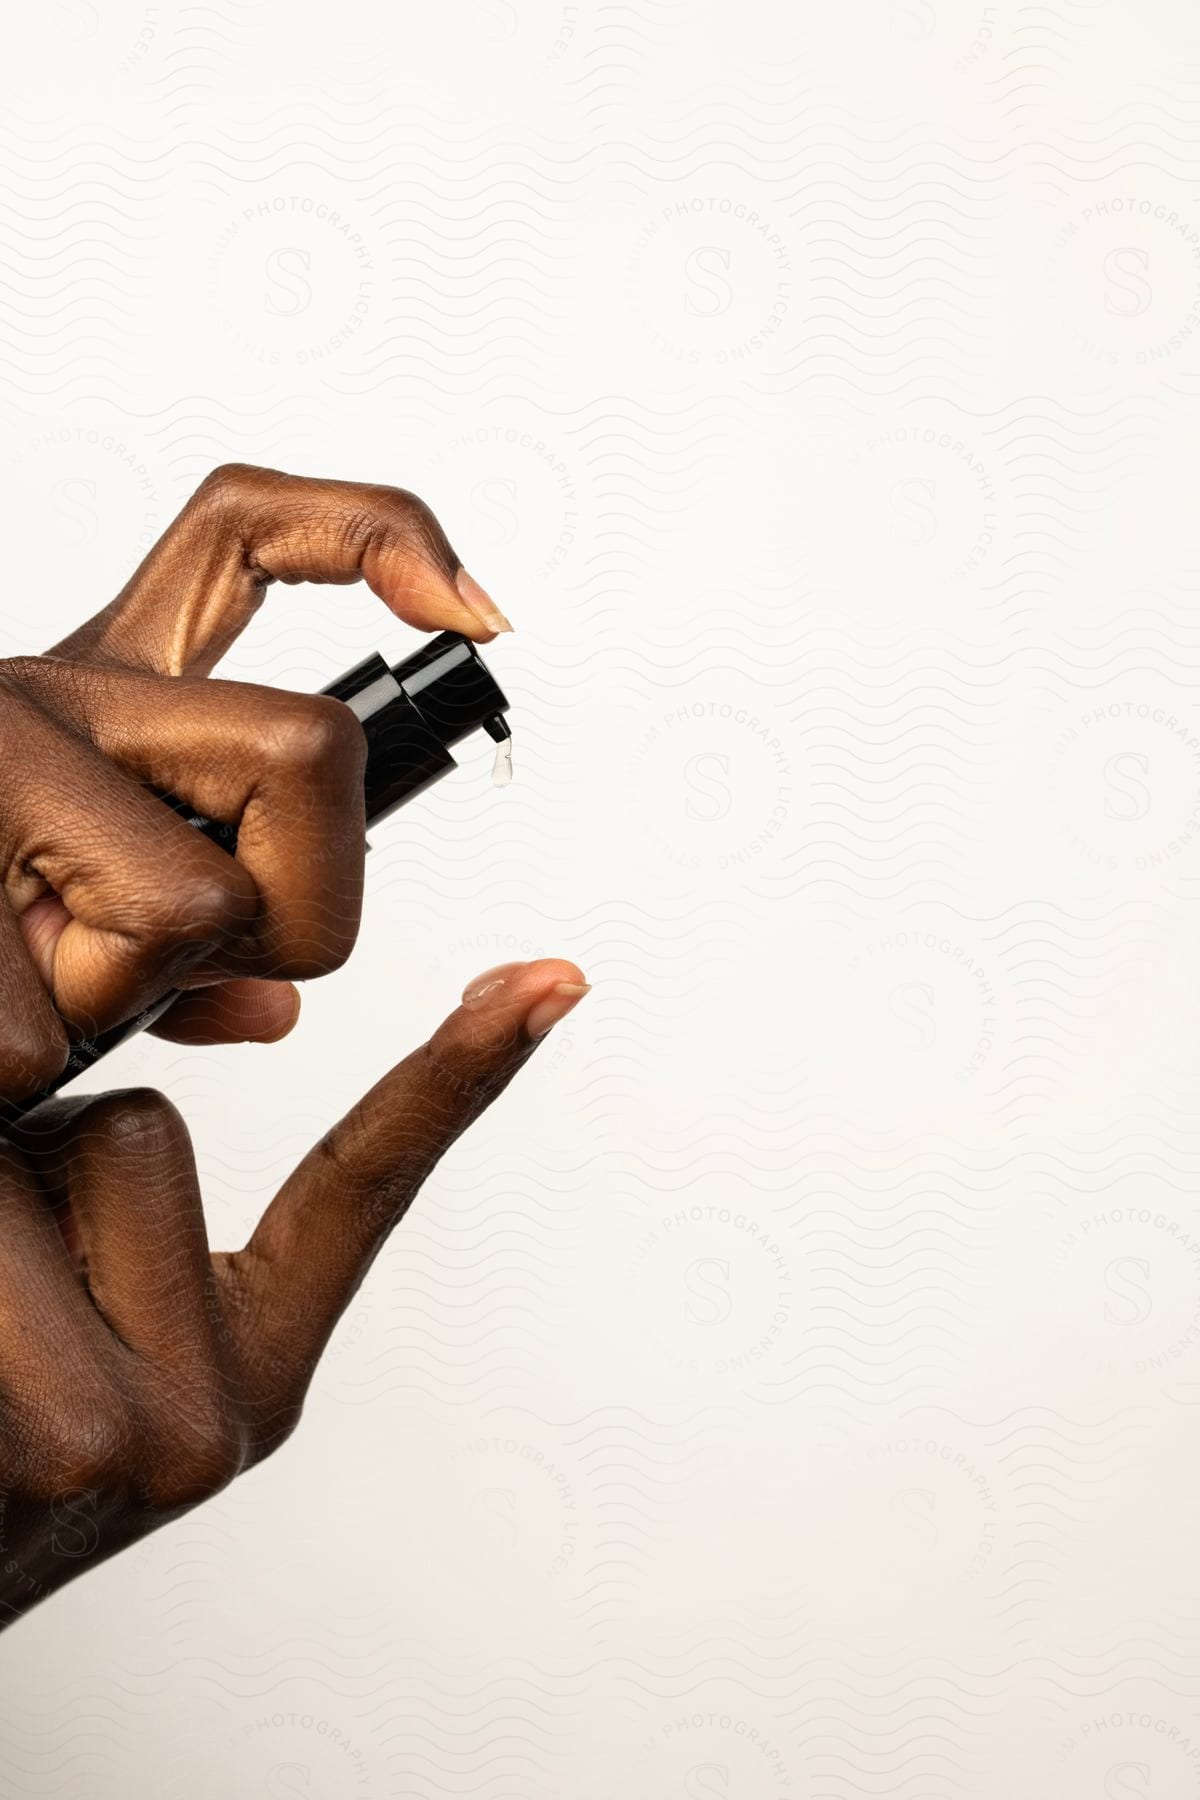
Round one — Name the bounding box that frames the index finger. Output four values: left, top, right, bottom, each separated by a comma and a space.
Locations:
49, 463, 513, 677
220, 958, 589, 1432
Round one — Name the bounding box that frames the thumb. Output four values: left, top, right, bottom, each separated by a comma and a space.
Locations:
148, 977, 302, 1046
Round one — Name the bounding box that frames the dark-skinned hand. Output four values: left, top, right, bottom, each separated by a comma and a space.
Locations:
0, 464, 588, 1625
0, 958, 588, 1626
0, 461, 517, 1092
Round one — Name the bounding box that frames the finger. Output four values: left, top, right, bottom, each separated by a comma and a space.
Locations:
12, 1089, 218, 1369
0, 679, 258, 1037
7, 659, 367, 982
0, 899, 70, 1098
0, 1137, 105, 1384
19, 886, 298, 1048
48, 464, 513, 678
148, 978, 301, 1046
221, 958, 590, 1427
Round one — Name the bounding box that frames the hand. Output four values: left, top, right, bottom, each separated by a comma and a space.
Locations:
0, 959, 588, 1627
0, 463, 513, 1097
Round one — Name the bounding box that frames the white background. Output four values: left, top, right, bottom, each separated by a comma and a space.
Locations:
2, 0, 1200, 1794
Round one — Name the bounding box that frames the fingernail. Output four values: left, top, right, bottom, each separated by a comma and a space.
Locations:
461, 962, 521, 1007
456, 567, 514, 634
525, 982, 591, 1039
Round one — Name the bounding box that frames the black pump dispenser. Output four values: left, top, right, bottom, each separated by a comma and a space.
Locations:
0, 631, 512, 1121
328, 630, 511, 824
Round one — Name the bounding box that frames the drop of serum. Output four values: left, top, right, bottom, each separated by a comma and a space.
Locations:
483, 713, 512, 787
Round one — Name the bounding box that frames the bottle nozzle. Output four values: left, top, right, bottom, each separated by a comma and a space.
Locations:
485, 712, 514, 785
322, 631, 512, 823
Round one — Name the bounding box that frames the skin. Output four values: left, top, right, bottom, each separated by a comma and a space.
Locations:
0, 460, 517, 1083
0, 465, 588, 1626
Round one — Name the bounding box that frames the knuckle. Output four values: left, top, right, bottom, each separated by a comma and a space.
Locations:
267, 942, 353, 983
247, 1399, 305, 1466
0, 672, 38, 726
0, 655, 46, 691
0, 1024, 69, 1099
337, 505, 389, 556
73, 1088, 187, 1160
310, 1102, 428, 1224
23, 1394, 135, 1497
255, 898, 359, 979
348, 485, 449, 562
261, 693, 366, 779
376, 483, 428, 524
143, 859, 254, 949
383, 485, 443, 547
142, 1400, 246, 1509
195, 461, 273, 515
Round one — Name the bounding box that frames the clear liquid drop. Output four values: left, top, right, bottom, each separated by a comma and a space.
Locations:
491, 737, 513, 787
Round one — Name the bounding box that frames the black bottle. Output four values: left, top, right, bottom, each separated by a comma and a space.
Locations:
1, 632, 511, 1122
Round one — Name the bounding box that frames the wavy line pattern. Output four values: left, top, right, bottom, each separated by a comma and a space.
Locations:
3, 5, 1200, 1800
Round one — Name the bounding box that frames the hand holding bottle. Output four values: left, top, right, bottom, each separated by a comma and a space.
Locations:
0, 463, 516, 1096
